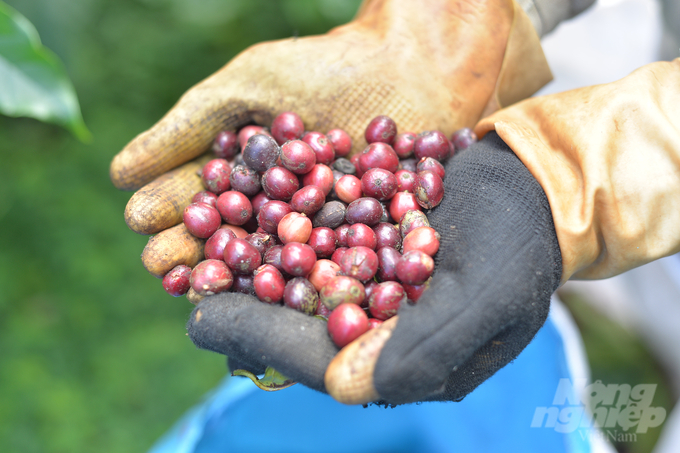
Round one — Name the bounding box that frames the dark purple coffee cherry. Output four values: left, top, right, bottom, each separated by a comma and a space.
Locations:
283, 277, 319, 315
373, 222, 402, 250
229, 165, 261, 197
243, 134, 280, 172
451, 127, 478, 152
345, 197, 383, 226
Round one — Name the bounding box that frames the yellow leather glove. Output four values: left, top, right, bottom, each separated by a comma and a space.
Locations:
110, 0, 551, 277
476, 59, 680, 281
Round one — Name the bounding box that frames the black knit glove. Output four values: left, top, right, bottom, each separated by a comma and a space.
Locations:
187, 132, 563, 404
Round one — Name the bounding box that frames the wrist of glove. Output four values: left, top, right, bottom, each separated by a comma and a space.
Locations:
187, 132, 563, 405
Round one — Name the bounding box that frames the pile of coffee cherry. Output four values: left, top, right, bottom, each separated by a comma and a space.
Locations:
161, 112, 477, 348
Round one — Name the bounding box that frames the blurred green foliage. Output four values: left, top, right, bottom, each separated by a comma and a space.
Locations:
0, 1, 359, 452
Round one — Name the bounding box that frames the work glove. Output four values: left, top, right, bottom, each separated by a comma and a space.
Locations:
189, 131, 563, 404
111, 0, 551, 239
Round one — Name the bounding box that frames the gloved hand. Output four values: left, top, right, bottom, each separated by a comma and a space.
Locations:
111, 0, 551, 239
188, 131, 563, 404
188, 61, 680, 405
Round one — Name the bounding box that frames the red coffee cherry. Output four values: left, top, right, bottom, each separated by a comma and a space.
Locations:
414, 170, 444, 209
345, 197, 383, 226
201, 159, 232, 194
376, 246, 402, 282
357, 142, 399, 174
389, 192, 421, 225
302, 131, 335, 165
216, 191, 253, 226
396, 250, 434, 285
368, 281, 407, 320
162, 265, 192, 297
326, 128, 352, 157
193, 190, 218, 208
346, 223, 378, 250
394, 170, 417, 193
250, 191, 271, 216
319, 276, 366, 310
253, 264, 286, 303
373, 222, 402, 250
308, 259, 341, 292
223, 238, 262, 275
190, 259, 233, 296
339, 246, 379, 282
290, 185, 326, 216
361, 168, 398, 201
416, 157, 445, 180
183, 202, 221, 238
327, 303, 369, 348
281, 139, 317, 175
213, 130, 239, 159
335, 175, 362, 204
301, 164, 334, 196
263, 245, 286, 274
204, 227, 237, 260
365, 115, 397, 145
271, 111, 305, 145
261, 166, 300, 201
414, 130, 449, 161
368, 318, 384, 330
331, 247, 349, 266
280, 242, 317, 277
307, 227, 338, 258
402, 226, 440, 256
393, 132, 416, 158
403, 278, 431, 303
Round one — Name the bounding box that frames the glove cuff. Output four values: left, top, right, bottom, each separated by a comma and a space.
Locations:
476, 60, 680, 281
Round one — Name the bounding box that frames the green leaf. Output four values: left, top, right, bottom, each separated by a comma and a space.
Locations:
0, 1, 91, 142
232, 367, 297, 391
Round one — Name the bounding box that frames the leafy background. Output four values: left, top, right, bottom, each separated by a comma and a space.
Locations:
0, 1, 673, 452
